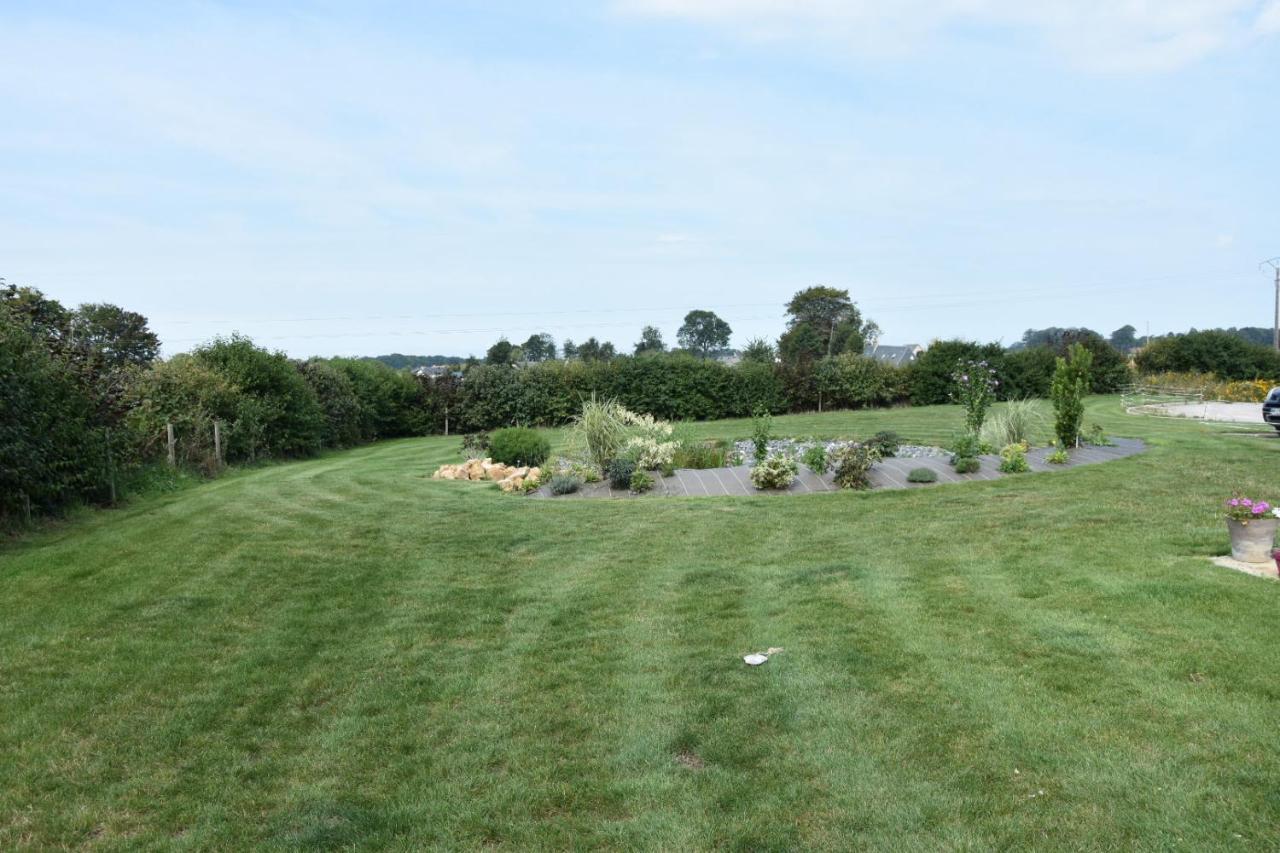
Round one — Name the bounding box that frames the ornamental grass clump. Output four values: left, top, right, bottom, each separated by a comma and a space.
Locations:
750, 453, 798, 490
571, 396, 632, 471
906, 467, 937, 484
980, 400, 1044, 450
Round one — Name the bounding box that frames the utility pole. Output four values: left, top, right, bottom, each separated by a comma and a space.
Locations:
1263, 258, 1280, 351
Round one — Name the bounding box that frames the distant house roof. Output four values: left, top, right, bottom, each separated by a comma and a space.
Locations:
863, 343, 924, 368
413, 365, 462, 380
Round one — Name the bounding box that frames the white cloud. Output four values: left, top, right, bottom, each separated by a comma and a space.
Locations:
617, 0, 1279, 71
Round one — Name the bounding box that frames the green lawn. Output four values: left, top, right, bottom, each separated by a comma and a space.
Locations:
3, 398, 1279, 849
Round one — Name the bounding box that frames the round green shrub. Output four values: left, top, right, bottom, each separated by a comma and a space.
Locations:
487, 427, 550, 466
607, 457, 636, 490
549, 474, 582, 495
869, 430, 901, 458
750, 453, 798, 490
906, 467, 938, 483
953, 457, 981, 474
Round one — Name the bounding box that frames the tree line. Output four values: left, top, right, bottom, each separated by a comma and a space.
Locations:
7, 279, 1279, 524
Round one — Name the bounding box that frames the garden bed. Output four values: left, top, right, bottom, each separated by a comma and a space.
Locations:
530, 437, 1146, 499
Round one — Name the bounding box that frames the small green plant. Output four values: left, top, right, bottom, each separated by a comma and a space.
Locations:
549, 474, 582, 495
751, 406, 773, 462
1084, 422, 1113, 446
953, 456, 981, 474
659, 461, 675, 477
629, 470, 655, 493
950, 432, 983, 465
460, 432, 490, 458
1046, 448, 1069, 465
906, 467, 937, 483
869, 430, 901, 458
998, 442, 1030, 473
606, 456, 637, 490
801, 445, 829, 474
749, 453, 798, 490
487, 427, 550, 466
672, 441, 728, 470
831, 444, 881, 490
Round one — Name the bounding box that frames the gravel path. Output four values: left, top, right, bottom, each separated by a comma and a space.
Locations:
1145, 401, 1265, 424
531, 438, 1146, 499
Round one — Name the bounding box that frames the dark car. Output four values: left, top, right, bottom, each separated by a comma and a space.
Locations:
1266, 387, 1280, 432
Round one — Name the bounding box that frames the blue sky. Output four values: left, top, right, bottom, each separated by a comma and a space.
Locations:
2, 1, 1278, 357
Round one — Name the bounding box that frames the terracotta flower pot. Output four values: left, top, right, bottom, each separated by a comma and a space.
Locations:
1226, 518, 1279, 563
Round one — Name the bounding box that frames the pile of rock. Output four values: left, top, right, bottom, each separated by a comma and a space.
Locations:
432, 458, 541, 493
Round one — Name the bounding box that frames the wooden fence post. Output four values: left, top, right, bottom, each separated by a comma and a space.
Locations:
166, 422, 176, 467
213, 420, 223, 469
444, 404, 449, 437
105, 427, 116, 505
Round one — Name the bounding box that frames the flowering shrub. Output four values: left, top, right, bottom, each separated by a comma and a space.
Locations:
1225, 497, 1280, 523
750, 453, 798, 490
951, 359, 999, 433
831, 444, 881, 490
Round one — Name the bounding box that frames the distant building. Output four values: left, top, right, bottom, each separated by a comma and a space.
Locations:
413, 365, 462, 381
714, 352, 742, 367
863, 343, 924, 368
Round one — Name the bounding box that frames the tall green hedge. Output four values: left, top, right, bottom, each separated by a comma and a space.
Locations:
1, 312, 104, 519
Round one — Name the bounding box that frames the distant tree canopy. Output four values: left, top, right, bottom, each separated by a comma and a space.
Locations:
634, 325, 666, 355
71, 303, 160, 369
741, 337, 776, 364
561, 339, 578, 360
778, 286, 877, 365
521, 333, 557, 362
485, 338, 516, 365
1135, 330, 1280, 379
677, 310, 732, 358
1010, 327, 1101, 351
367, 353, 465, 370
576, 337, 616, 362
1108, 325, 1138, 353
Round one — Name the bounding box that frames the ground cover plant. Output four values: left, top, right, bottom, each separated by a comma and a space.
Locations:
906, 467, 938, 483
3, 398, 1280, 848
